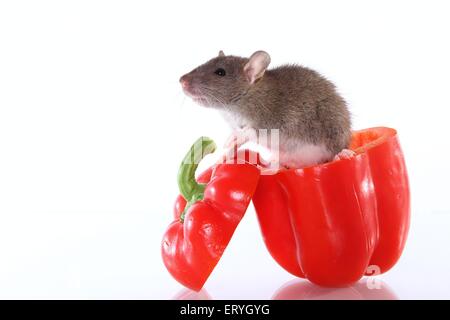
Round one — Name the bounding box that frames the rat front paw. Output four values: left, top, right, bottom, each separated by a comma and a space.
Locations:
333, 149, 356, 161
224, 133, 239, 149
224, 128, 256, 149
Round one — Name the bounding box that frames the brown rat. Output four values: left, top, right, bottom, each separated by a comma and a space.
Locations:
179, 50, 353, 168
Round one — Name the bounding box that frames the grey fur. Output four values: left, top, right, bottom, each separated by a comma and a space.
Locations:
180, 52, 351, 156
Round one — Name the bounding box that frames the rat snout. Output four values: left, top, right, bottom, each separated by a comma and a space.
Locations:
179, 75, 190, 90
179, 72, 209, 106
180, 73, 198, 96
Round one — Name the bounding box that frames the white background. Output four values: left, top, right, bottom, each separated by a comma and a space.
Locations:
0, 0, 449, 299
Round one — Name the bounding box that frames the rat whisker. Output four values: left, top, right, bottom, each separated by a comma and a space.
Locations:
202, 92, 227, 108
196, 86, 229, 108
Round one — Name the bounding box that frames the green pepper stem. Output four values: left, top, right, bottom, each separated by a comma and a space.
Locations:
178, 137, 216, 222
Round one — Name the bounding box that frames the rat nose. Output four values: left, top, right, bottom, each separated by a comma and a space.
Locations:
179, 76, 189, 90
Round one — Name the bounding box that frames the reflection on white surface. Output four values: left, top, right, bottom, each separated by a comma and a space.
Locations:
173, 288, 212, 300
272, 279, 398, 300
172, 279, 397, 300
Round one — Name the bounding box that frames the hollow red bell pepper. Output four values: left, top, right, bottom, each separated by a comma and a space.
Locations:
252, 127, 410, 287
161, 137, 260, 291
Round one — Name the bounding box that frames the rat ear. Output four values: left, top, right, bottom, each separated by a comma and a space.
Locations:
218, 50, 225, 57
244, 51, 271, 84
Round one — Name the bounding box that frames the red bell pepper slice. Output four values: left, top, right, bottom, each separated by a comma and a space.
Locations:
252, 127, 410, 287
161, 137, 260, 291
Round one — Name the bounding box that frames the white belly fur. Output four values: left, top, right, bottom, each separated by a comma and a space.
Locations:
220, 110, 248, 130
219, 112, 333, 169
278, 139, 333, 168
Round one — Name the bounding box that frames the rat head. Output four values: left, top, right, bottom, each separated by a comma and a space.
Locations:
179, 50, 271, 108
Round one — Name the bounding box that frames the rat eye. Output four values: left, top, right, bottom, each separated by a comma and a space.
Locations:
214, 68, 226, 76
